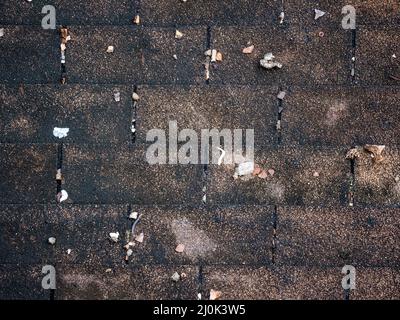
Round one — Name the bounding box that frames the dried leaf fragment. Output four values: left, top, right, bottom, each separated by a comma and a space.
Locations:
242, 45, 254, 54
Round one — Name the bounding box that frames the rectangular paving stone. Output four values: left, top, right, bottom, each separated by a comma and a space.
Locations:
211, 26, 350, 85
137, 85, 278, 146
276, 207, 400, 267
141, 0, 281, 26
208, 146, 349, 206
356, 28, 400, 85
0, 144, 57, 203
46, 205, 273, 266
350, 268, 400, 300
67, 26, 206, 84
0, 1, 136, 25
0, 205, 53, 264
0, 26, 59, 84
354, 147, 400, 206
62, 144, 204, 204
0, 85, 132, 143
0, 264, 49, 300
202, 266, 345, 300
55, 264, 198, 300
282, 86, 400, 146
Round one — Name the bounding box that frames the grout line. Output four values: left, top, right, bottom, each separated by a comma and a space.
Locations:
271, 205, 278, 265
131, 85, 138, 143
197, 264, 204, 300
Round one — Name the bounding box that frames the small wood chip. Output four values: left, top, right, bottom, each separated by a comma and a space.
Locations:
242, 45, 254, 54
210, 289, 222, 300
175, 244, 185, 253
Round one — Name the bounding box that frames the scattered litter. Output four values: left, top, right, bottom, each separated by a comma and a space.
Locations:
171, 272, 181, 282
135, 232, 144, 243
197, 293, 202, 300
173, 54, 178, 60
58, 190, 68, 203
279, 12, 285, 24
392, 54, 397, 59
180, 272, 187, 278
242, 45, 254, 54
132, 92, 140, 101
105, 268, 112, 273
125, 248, 133, 261
313, 171, 320, 177
48, 237, 56, 245
216, 51, 223, 61
204, 49, 212, 56
277, 91, 286, 100
260, 53, 283, 69
217, 147, 226, 165
318, 31, 325, 38
175, 244, 185, 253
53, 127, 69, 138
109, 232, 120, 243
133, 15, 140, 25
175, 30, 184, 39
67, 249, 72, 255
114, 91, 120, 102
314, 9, 326, 20
129, 211, 138, 220
106, 46, 114, 53
235, 161, 254, 176
202, 194, 207, 203
0, 28, 4, 37
395, 176, 400, 183
268, 169, 275, 176
276, 119, 282, 130
346, 147, 362, 160
364, 145, 385, 163
252, 165, 262, 176
210, 289, 222, 300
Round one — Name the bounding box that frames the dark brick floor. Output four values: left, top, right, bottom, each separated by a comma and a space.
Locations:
0, 1, 399, 300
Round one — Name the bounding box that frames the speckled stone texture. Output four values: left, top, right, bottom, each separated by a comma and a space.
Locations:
1, 0, 400, 300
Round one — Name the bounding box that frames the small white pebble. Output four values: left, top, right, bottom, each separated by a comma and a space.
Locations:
48, 237, 56, 245
126, 248, 133, 257
109, 232, 120, 242
135, 232, 144, 243
0, 28, 5, 37
171, 272, 180, 282
132, 92, 140, 101
106, 45, 114, 53
67, 249, 72, 254
129, 211, 138, 219
175, 30, 183, 39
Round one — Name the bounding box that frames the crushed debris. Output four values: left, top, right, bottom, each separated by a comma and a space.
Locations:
260, 53, 283, 69
277, 91, 286, 100
67, 249, 72, 254
314, 9, 326, 20
106, 46, 114, 53
129, 211, 138, 220
114, 91, 120, 102
210, 289, 222, 300
175, 244, 185, 253
175, 30, 184, 39
109, 232, 120, 243
56, 169, 62, 181
48, 237, 56, 245
133, 15, 140, 25
364, 145, 385, 163
53, 127, 69, 139
235, 161, 254, 176
268, 169, 275, 176
216, 51, 223, 62
242, 45, 254, 54
105, 268, 112, 273
258, 170, 268, 179
346, 147, 362, 160
171, 272, 180, 282
217, 147, 226, 165
173, 54, 178, 60
252, 165, 262, 176
0, 28, 4, 37
279, 12, 285, 24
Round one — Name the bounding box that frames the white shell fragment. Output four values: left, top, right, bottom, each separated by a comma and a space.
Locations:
242, 45, 254, 54
129, 211, 138, 220
48, 237, 56, 245
109, 232, 120, 242
314, 9, 326, 20
67, 249, 72, 254
106, 45, 114, 53
260, 53, 282, 69
171, 272, 181, 282
236, 161, 255, 176
114, 92, 120, 102
59, 190, 68, 202
53, 127, 69, 138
